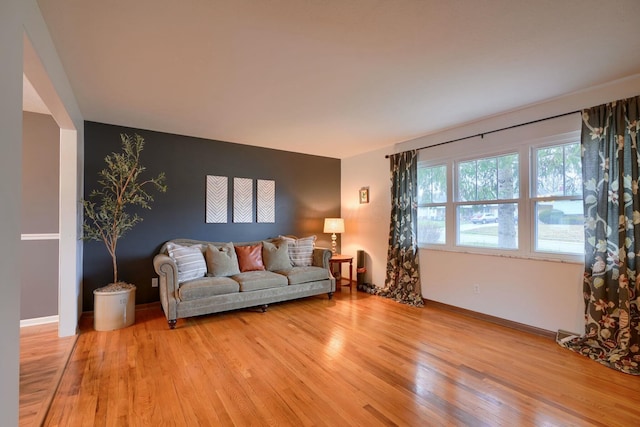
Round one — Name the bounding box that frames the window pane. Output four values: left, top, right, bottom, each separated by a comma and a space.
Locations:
497, 154, 519, 199
458, 153, 518, 202
535, 143, 582, 197
418, 165, 447, 204
536, 146, 563, 196
535, 200, 584, 254
564, 143, 582, 196
418, 206, 446, 244
457, 203, 518, 249
458, 161, 477, 202
476, 158, 497, 200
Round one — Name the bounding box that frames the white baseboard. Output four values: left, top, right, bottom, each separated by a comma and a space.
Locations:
20, 315, 59, 327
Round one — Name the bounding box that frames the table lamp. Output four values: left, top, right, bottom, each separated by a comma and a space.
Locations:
323, 218, 344, 255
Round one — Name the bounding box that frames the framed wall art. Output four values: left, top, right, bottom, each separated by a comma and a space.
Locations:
257, 179, 275, 223
359, 186, 369, 204
206, 175, 228, 223
233, 177, 253, 223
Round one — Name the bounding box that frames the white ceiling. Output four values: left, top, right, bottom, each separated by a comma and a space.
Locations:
36, 0, 640, 159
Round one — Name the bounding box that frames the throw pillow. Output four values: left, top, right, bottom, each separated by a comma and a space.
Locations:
234, 244, 266, 272
262, 240, 293, 271
205, 242, 241, 277
279, 235, 316, 267
166, 243, 207, 283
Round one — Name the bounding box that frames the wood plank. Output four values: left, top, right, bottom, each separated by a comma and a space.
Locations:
44, 290, 640, 426
19, 322, 77, 427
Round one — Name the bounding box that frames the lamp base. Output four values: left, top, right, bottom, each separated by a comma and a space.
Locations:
331, 233, 337, 255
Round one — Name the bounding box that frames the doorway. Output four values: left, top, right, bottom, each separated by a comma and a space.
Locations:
23, 33, 81, 338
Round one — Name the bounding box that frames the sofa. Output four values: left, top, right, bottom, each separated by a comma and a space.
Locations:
153, 236, 336, 328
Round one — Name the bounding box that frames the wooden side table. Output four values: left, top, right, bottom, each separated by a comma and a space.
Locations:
329, 254, 353, 292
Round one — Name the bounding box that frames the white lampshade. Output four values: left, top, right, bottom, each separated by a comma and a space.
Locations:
323, 218, 345, 234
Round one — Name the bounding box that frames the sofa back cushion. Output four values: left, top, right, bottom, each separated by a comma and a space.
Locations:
205, 242, 241, 277
166, 243, 207, 283
279, 235, 316, 267
262, 240, 293, 271
235, 243, 266, 272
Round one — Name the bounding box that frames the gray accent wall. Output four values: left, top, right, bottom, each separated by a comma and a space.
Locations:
21, 240, 59, 319
22, 112, 60, 232
21, 111, 60, 320
83, 121, 341, 311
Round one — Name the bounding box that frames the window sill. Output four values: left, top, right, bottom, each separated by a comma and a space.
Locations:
418, 246, 584, 265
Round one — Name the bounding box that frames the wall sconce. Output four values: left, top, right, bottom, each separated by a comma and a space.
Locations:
323, 218, 344, 255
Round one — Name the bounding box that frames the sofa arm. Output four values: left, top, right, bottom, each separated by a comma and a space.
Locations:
153, 253, 179, 322
312, 247, 332, 269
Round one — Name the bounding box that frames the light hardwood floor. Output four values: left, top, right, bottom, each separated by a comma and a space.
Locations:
41, 289, 639, 426
19, 322, 77, 427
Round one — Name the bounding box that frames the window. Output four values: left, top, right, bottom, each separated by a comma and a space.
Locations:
456, 153, 519, 249
416, 127, 583, 262
417, 165, 446, 244
532, 142, 583, 254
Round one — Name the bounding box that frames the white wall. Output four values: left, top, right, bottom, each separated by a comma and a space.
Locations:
0, 1, 83, 423
23, 1, 84, 338
421, 252, 584, 332
341, 147, 391, 288
342, 74, 640, 334
1, 1, 25, 424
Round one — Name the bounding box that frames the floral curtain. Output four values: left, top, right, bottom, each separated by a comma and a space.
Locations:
558, 96, 640, 375
378, 150, 423, 307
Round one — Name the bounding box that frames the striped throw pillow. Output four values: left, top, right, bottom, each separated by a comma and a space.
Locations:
166, 243, 207, 283
279, 235, 316, 267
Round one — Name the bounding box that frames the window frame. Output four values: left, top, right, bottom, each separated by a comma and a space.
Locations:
417, 130, 583, 263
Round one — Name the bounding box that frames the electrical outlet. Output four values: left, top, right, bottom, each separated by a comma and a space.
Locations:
473, 284, 480, 294
152, 278, 158, 288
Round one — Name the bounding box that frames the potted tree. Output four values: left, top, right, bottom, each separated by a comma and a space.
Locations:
83, 133, 166, 330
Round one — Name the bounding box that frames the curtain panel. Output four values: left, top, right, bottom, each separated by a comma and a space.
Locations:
378, 150, 424, 307
558, 96, 640, 375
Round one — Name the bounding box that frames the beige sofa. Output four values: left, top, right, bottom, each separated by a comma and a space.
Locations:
153, 237, 335, 328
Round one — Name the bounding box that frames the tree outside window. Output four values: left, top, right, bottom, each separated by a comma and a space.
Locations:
457, 153, 519, 249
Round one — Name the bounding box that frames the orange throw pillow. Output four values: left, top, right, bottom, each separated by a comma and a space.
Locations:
234, 244, 265, 272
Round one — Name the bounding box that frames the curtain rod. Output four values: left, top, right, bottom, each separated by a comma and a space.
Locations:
384, 110, 582, 158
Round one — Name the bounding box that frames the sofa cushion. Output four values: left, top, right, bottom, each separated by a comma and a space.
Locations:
231, 271, 288, 291
279, 235, 316, 267
235, 244, 266, 272
262, 240, 293, 271
166, 243, 207, 283
178, 276, 240, 301
205, 242, 241, 277
276, 266, 330, 285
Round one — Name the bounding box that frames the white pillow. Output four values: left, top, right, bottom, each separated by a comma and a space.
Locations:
279, 235, 316, 267
166, 243, 207, 283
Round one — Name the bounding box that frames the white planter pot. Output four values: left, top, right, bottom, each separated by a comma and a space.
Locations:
93, 284, 136, 331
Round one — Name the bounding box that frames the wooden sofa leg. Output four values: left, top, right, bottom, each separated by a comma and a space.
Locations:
328, 292, 334, 300
168, 319, 177, 329
260, 304, 269, 313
